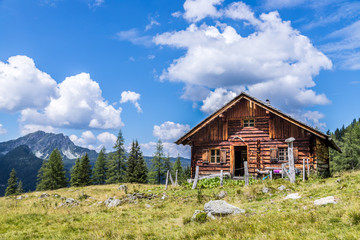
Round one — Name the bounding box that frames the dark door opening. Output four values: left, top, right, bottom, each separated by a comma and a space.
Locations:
234, 146, 247, 176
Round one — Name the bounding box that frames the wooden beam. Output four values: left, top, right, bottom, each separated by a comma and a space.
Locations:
230, 145, 235, 177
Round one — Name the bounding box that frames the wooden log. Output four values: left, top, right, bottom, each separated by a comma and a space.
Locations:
165, 170, 169, 190
303, 158, 305, 182
244, 161, 249, 186
192, 166, 199, 189
286, 137, 296, 183
175, 170, 178, 186
269, 170, 273, 180
307, 158, 310, 177
169, 172, 175, 186
220, 170, 223, 186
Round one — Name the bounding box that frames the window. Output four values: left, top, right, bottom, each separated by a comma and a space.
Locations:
210, 149, 220, 163
278, 147, 288, 161
243, 119, 255, 127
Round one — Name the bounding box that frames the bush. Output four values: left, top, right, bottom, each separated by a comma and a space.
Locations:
194, 212, 207, 223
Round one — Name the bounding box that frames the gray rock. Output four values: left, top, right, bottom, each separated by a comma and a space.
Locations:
284, 193, 301, 200
104, 197, 122, 208
16, 196, 23, 200
207, 212, 216, 220
66, 198, 76, 204
118, 185, 128, 193
262, 187, 270, 193
314, 196, 337, 206
204, 200, 245, 216
278, 185, 286, 191
161, 193, 168, 200
39, 193, 49, 199
217, 190, 227, 199
145, 204, 151, 208
336, 179, 341, 183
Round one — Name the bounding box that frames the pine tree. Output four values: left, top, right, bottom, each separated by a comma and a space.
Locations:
16, 180, 24, 195
149, 139, 165, 184
36, 149, 67, 190
78, 153, 92, 186
5, 169, 18, 196
106, 130, 126, 184
70, 158, 81, 187
93, 147, 107, 185
172, 155, 185, 184
184, 165, 191, 180
126, 140, 148, 183
163, 153, 172, 174
36, 159, 48, 190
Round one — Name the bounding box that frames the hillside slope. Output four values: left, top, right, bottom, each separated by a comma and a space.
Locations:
1, 171, 360, 239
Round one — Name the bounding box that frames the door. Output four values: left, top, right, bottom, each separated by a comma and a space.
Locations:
234, 146, 247, 176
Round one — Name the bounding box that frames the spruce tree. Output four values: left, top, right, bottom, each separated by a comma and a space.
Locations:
36, 149, 67, 190
106, 130, 126, 183
78, 153, 92, 186
93, 147, 107, 185
172, 155, 185, 184
70, 158, 81, 187
36, 159, 48, 190
16, 180, 24, 195
5, 169, 18, 196
126, 140, 148, 183
149, 139, 165, 184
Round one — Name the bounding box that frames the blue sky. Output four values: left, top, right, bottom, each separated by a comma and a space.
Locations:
0, 0, 359, 157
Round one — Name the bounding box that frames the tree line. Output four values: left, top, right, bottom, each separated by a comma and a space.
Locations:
5, 130, 190, 195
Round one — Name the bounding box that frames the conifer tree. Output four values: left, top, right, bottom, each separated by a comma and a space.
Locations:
106, 130, 126, 183
36, 149, 67, 190
5, 169, 18, 196
172, 155, 185, 184
184, 165, 191, 180
36, 159, 47, 190
93, 147, 107, 185
70, 158, 81, 187
16, 180, 24, 195
163, 153, 172, 174
149, 139, 165, 184
126, 140, 148, 183
78, 153, 92, 186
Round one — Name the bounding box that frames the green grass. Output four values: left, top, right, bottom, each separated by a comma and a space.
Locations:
1, 171, 360, 239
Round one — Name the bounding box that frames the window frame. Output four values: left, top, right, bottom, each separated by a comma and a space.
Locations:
243, 119, 255, 127
278, 147, 288, 162
210, 149, 220, 163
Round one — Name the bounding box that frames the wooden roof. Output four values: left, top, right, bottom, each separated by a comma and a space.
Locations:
176, 92, 342, 152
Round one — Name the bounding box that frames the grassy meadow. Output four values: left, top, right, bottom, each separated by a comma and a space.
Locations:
1, 171, 360, 239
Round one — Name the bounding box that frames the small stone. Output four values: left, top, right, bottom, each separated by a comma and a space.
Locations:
204, 200, 245, 216
262, 187, 270, 193
118, 185, 128, 193
284, 193, 301, 200
336, 179, 341, 183
39, 193, 49, 199
16, 196, 23, 200
278, 185, 286, 191
145, 204, 151, 208
66, 198, 75, 204
161, 193, 168, 200
207, 212, 216, 220
217, 190, 227, 199
314, 196, 337, 206
303, 206, 307, 210
104, 197, 122, 208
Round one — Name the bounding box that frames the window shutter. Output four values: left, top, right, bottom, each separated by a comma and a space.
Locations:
293, 147, 298, 162
220, 149, 227, 163
202, 149, 209, 162
270, 148, 278, 162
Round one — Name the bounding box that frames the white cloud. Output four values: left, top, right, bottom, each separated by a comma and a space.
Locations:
148, 55, 155, 60
116, 29, 153, 47
172, 11, 182, 18
153, 121, 190, 141
300, 110, 326, 129
89, 0, 104, 8
140, 141, 191, 158
264, 0, 306, 9
154, 3, 332, 114
21, 72, 124, 129
20, 124, 56, 136
0, 124, 7, 135
183, 0, 224, 22
145, 17, 160, 31
0, 55, 58, 112
70, 131, 117, 152
200, 88, 237, 114
120, 90, 142, 113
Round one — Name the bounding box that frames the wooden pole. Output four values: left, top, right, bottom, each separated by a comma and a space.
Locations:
285, 137, 296, 183
175, 170, 178, 186
220, 170, 223, 186
244, 161, 249, 186
165, 170, 169, 190
281, 163, 284, 179
169, 173, 175, 186
303, 158, 306, 182
269, 170, 273, 180
307, 158, 310, 177
192, 166, 199, 189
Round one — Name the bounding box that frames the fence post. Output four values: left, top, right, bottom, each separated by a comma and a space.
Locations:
220, 170, 223, 186
175, 170, 178, 186
307, 158, 310, 177
244, 161, 249, 186
281, 163, 284, 179
169, 172, 175, 186
303, 158, 306, 182
269, 170, 273, 180
165, 170, 169, 190
285, 137, 296, 183
192, 166, 199, 189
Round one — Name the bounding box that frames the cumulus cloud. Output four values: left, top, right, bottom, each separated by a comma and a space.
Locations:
153, 121, 190, 141
70, 131, 117, 152
156, 2, 332, 118
183, 0, 223, 22
21, 72, 124, 129
20, 124, 56, 136
200, 88, 237, 114
140, 141, 191, 158
0, 55, 58, 112
0, 124, 7, 135
120, 90, 142, 113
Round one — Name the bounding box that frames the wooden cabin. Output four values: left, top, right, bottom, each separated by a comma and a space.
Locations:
176, 92, 341, 178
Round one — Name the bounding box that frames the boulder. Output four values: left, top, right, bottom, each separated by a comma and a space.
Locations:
118, 185, 128, 193
278, 185, 286, 191
66, 198, 76, 204
262, 187, 270, 193
217, 190, 227, 199
204, 200, 245, 216
104, 197, 122, 208
16, 196, 23, 200
284, 193, 301, 200
314, 196, 337, 206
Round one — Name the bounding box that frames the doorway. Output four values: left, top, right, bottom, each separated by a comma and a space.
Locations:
234, 146, 247, 176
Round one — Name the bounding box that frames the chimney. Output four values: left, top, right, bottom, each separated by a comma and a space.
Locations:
266, 99, 270, 105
